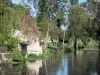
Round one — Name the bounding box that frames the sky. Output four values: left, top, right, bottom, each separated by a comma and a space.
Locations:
11, 0, 22, 4
11, 0, 87, 17
79, 0, 87, 3
12, 0, 87, 4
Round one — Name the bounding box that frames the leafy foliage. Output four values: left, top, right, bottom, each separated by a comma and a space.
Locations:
67, 5, 91, 40
87, 0, 100, 44
27, 0, 68, 41
10, 49, 24, 61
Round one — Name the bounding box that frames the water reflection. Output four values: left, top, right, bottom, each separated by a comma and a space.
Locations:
26, 60, 42, 75
39, 52, 100, 75
0, 52, 100, 75
56, 56, 68, 75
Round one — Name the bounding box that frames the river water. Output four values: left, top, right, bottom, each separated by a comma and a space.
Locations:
0, 51, 100, 75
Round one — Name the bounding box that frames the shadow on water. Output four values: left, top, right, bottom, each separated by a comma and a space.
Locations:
0, 50, 100, 75
96, 52, 100, 75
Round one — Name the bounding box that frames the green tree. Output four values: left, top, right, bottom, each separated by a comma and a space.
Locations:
0, 1, 19, 44
27, 0, 67, 42
67, 5, 92, 52
87, 0, 100, 47
0, 1, 31, 51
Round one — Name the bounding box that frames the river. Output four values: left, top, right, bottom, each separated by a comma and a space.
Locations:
0, 51, 100, 75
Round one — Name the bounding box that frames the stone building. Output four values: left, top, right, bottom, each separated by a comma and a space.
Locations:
13, 30, 42, 55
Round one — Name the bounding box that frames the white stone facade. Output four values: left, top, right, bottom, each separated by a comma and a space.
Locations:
13, 30, 42, 55
27, 39, 42, 55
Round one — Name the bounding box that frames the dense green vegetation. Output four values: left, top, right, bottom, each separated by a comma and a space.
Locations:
0, 0, 33, 62
67, 5, 93, 52
0, 0, 100, 62
27, 0, 100, 51
0, 0, 29, 50
87, 0, 100, 46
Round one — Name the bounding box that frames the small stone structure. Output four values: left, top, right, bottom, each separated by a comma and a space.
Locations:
27, 40, 42, 55
13, 30, 42, 55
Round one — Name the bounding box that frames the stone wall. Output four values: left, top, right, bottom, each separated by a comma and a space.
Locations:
13, 30, 42, 55
27, 40, 42, 55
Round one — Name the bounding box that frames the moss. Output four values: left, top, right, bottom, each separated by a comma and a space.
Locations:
27, 54, 43, 62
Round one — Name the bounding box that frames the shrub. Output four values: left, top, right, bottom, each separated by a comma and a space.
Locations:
7, 37, 19, 51
10, 49, 23, 62
43, 49, 53, 57
27, 54, 37, 62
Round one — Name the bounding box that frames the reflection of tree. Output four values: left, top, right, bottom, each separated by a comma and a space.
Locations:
96, 52, 100, 75
84, 53, 99, 75
12, 64, 24, 75
0, 53, 99, 75
39, 55, 62, 75
21, 64, 28, 75
44, 60, 48, 75
0, 63, 26, 75
68, 52, 99, 75
0, 63, 12, 75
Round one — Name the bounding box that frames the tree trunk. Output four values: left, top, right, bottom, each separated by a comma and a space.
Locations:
99, 44, 100, 49
63, 31, 66, 52
46, 25, 49, 42
50, 31, 54, 43
45, 25, 49, 48
98, 43, 100, 49
74, 38, 77, 54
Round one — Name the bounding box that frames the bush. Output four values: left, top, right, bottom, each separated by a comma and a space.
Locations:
57, 45, 64, 53
27, 54, 38, 62
10, 49, 24, 62
7, 37, 19, 51
43, 49, 53, 57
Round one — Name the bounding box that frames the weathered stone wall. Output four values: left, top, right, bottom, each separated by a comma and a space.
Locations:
0, 45, 7, 53
13, 30, 42, 55
27, 39, 42, 55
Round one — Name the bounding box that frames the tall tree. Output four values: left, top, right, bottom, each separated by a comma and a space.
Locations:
0, 0, 21, 51
67, 5, 91, 52
0, 0, 33, 50
87, 0, 100, 46
26, 0, 68, 41
0, 1, 18, 42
